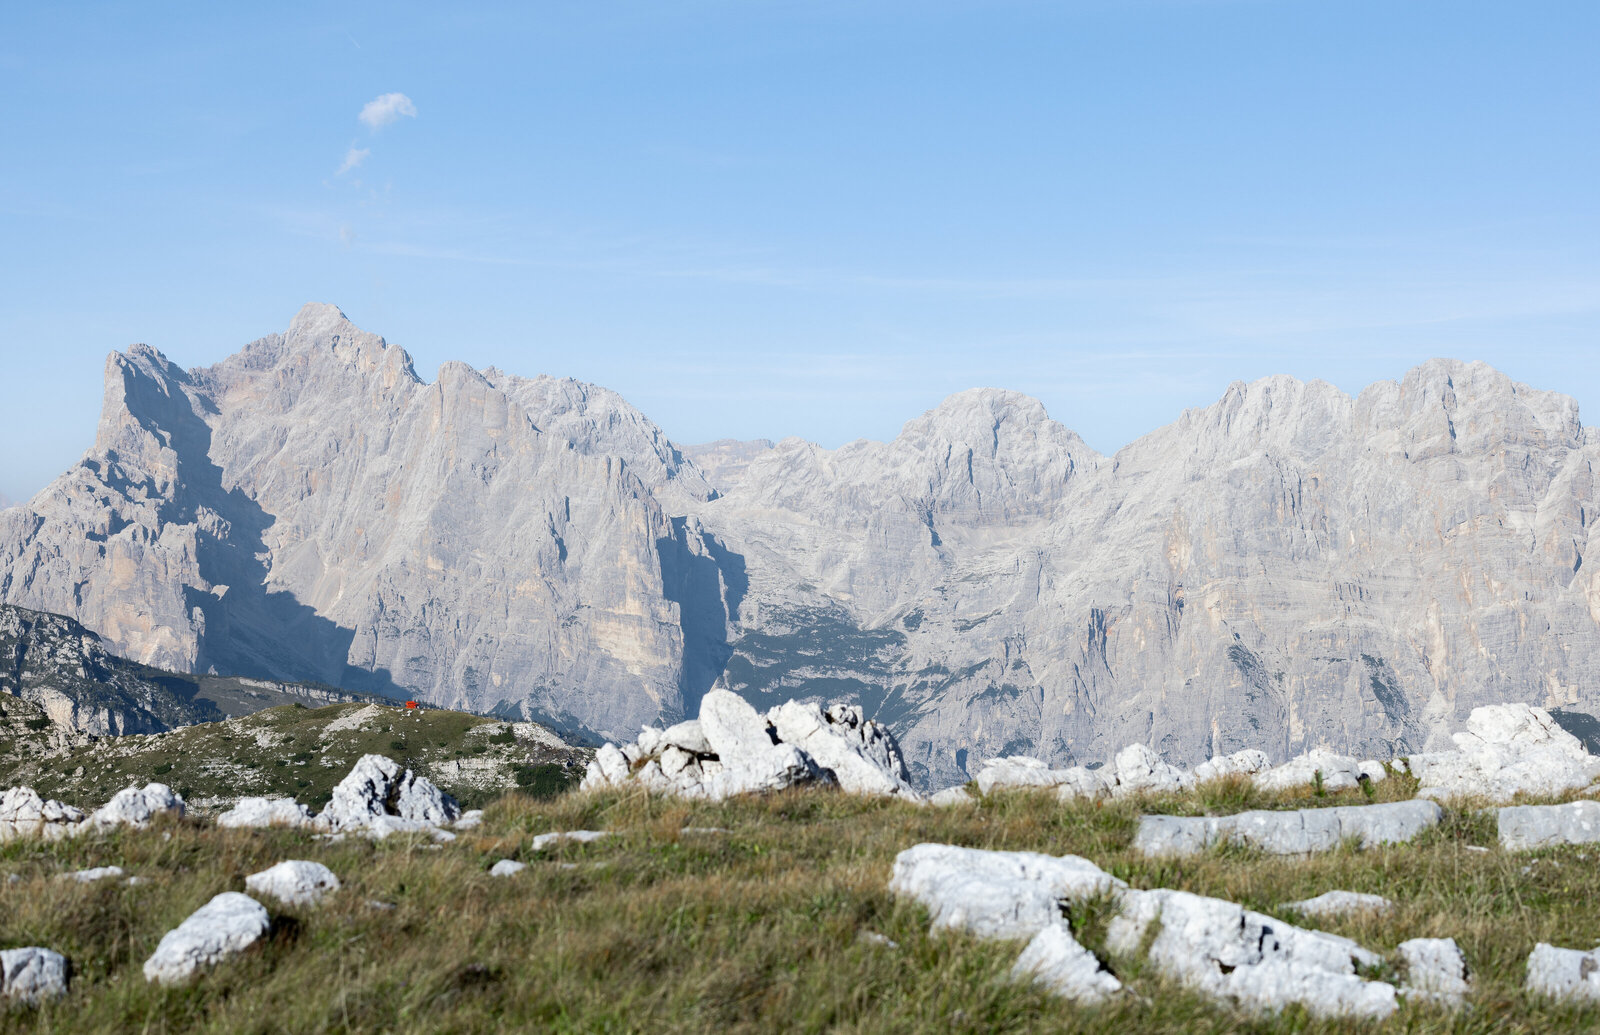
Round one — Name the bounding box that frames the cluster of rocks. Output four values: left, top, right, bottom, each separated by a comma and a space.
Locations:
215, 754, 465, 841
0, 782, 183, 841
1408, 704, 1600, 801
890, 842, 1471, 1018
580, 690, 918, 802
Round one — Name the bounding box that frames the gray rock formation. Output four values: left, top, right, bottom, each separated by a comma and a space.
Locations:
142, 892, 270, 985
0, 786, 84, 841
322, 754, 459, 833
1497, 800, 1600, 850
9, 304, 1600, 788
1132, 800, 1443, 857
1280, 891, 1394, 919
1011, 922, 1123, 1004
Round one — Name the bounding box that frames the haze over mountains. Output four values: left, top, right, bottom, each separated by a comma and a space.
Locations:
3, 303, 1597, 789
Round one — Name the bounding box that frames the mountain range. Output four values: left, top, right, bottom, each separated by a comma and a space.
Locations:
4, 303, 1597, 789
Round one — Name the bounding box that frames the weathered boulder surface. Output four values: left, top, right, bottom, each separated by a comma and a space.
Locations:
142, 892, 270, 985
216, 797, 317, 830
88, 783, 184, 829
1498, 800, 1600, 851
581, 690, 907, 801
1106, 888, 1395, 1019
1012, 922, 1123, 1004
0, 947, 68, 1005
1399, 937, 1470, 1007
889, 843, 1125, 941
1133, 800, 1443, 857
0, 786, 84, 841
321, 754, 459, 834
244, 860, 340, 907
1525, 943, 1600, 1002
1412, 704, 1600, 802
1280, 891, 1393, 919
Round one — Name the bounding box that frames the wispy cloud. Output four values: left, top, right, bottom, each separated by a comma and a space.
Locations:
359, 92, 417, 131
337, 147, 369, 174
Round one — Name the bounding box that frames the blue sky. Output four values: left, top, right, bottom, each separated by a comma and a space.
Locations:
1, 1, 1596, 502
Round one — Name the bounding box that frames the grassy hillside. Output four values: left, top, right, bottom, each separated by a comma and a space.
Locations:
0, 699, 591, 812
5, 770, 1600, 1031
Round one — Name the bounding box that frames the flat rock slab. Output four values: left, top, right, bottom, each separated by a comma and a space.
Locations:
890, 843, 1125, 941
244, 860, 340, 907
1498, 800, 1600, 850
0, 947, 68, 1005
59, 865, 125, 883
1133, 800, 1443, 857
531, 830, 610, 852
1526, 943, 1600, 1002
143, 892, 270, 985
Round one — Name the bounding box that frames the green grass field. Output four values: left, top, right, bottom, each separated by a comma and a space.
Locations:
5, 773, 1600, 1033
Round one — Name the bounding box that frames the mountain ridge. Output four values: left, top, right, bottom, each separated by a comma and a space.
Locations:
5, 303, 1598, 789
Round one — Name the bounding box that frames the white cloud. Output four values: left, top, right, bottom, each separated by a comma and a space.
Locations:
359, 92, 416, 131
337, 147, 370, 174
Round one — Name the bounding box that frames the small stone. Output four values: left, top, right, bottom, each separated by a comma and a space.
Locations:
1525, 943, 1600, 1001
1279, 891, 1393, 918
928, 786, 975, 807
454, 810, 484, 830
858, 930, 898, 948
244, 860, 341, 907
59, 865, 125, 883
489, 859, 527, 877
142, 892, 270, 985
531, 830, 610, 851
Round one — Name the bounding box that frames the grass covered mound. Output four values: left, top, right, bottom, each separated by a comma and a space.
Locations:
6, 775, 1600, 1032
0, 700, 590, 813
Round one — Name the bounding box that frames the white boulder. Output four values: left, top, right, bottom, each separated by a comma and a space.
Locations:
0, 947, 68, 1005
489, 859, 526, 877
1012, 921, 1122, 1004
1280, 891, 1393, 918
699, 690, 776, 760
216, 797, 316, 830
1113, 744, 1194, 795
928, 786, 975, 807
142, 892, 270, 985
244, 860, 340, 907
889, 843, 1125, 941
1525, 943, 1600, 1001
0, 786, 85, 841
1399, 937, 1470, 1007
89, 783, 184, 829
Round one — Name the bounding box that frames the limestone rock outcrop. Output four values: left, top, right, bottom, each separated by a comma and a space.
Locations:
1411, 704, 1600, 802
9, 305, 1600, 788
581, 690, 913, 801
1279, 891, 1393, 919
322, 754, 459, 834
889, 843, 1124, 940
1011, 922, 1123, 1004
216, 797, 317, 830
88, 783, 184, 829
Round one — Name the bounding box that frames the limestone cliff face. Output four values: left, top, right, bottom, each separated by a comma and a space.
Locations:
4, 305, 1598, 785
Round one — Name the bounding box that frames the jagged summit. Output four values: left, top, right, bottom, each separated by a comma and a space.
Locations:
5, 304, 1600, 789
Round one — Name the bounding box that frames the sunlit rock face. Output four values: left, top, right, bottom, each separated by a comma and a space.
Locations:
5, 303, 1600, 787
